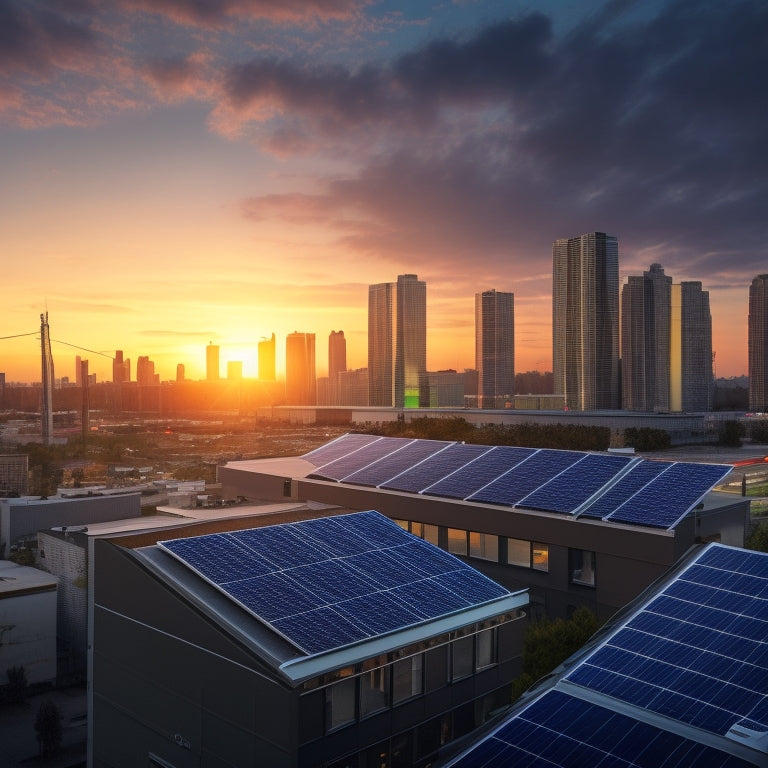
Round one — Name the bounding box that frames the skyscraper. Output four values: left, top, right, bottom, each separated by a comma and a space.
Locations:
621, 264, 671, 412
552, 232, 619, 411
749, 275, 768, 411
368, 274, 427, 408
285, 332, 316, 405
206, 342, 220, 381
328, 330, 347, 405
475, 290, 515, 409
258, 333, 276, 381
113, 350, 130, 384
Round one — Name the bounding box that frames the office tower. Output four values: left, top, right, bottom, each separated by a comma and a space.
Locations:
113, 350, 129, 384
176, 364, 185, 382
475, 290, 515, 409
206, 342, 220, 381
227, 361, 243, 380
621, 264, 672, 411
258, 334, 276, 381
368, 274, 427, 408
285, 332, 316, 405
136, 355, 156, 386
749, 275, 768, 411
75, 355, 83, 386
328, 330, 347, 405
552, 232, 619, 411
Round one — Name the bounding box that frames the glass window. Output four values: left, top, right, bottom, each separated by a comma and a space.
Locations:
411, 521, 424, 538
507, 537, 530, 567
569, 549, 596, 587
423, 524, 439, 546
394, 519, 409, 530
476, 628, 497, 669
451, 635, 474, 681
469, 532, 499, 562
360, 658, 389, 717
326, 675, 356, 731
532, 542, 549, 572
393, 654, 423, 704
447, 528, 468, 556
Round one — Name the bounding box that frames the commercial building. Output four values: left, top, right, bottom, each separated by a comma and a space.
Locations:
219, 433, 745, 623
205, 342, 220, 381
552, 232, 620, 411
749, 274, 768, 411
442, 543, 768, 768
286, 332, 317, 405
328, 330, 347, 406
368, 274, 428, 408
89, 511, 528, 767
475, 290, 515, 409
259, 333, 277, 381
672, 281, 713, 412
0, 453, 28, 496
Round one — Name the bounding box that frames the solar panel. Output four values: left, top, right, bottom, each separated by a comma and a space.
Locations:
307, 437, 414, 481
159, 510, 511, 656
302, 433, 381, 466
517, 453, 634, 514
445, 689, 753, 768
340, 439, 454, 487
425, 446, 536, 499
605, 462, 732, 528
468, 450, 583, 507
564, 544, 768, 738
381, 443, 493, 493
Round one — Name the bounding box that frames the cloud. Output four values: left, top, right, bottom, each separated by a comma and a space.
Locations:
144, 51, 216, 102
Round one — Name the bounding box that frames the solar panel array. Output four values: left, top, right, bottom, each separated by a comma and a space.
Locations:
303, 434, 731, 529
445, 544, 767, 768
158, 510, 511, 656
565, 544, 768, 737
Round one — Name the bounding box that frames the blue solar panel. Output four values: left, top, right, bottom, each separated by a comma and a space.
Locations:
468, 450, 583, 506
159, 510, 511, 656
578, 460, 672, 519
340, 439, 454, 487
564, 544, 768, 738
425, 446, 536, 499
307, 437, 414, 481
518, 453, 633, 514
302, 433, 381, 466
381, 443, 493, 493
606, 462, 732, 528
446, 690, 753, 768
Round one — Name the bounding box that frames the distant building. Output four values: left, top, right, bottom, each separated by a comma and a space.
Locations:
206, 342, 220, 381
285, 332, 316, 405
475, 289, 515, 409
368, 274, 428, 408
112, 350, 130, 384
328, 330, 346, 406
0, 454, 28, 496
337, 367, 369, 406
176, 363, 185, 382
428, 369, 467, 408
136, 355, 157, 386
749, 274, 768, 411
672, 281, 713, 412
258, 333, 276, 381
553, 233, 619, 410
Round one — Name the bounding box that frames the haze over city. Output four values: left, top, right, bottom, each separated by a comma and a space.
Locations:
2, 0, 764, 383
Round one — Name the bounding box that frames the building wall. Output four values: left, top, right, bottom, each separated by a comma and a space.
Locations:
0, 454, 28, 496
749, 275, 768, 411
475, 290, 515, 409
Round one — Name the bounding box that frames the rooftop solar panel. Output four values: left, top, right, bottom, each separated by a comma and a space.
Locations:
517, 453, 634, 514
425, 446, 536, 499
158, 510, 511, 656
605, 462, 732, 528
307, 437, 413, 481
380, 443, 493, 493
468, 450, 583, 507
302, 433, 381, 466
564, 544, 768, 739
340, 439, 454, 487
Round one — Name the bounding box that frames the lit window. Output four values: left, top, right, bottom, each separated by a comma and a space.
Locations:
326, 674, 356, 731
469, 532, 499, 562
411, 521, 424, 538
532, 542, 549, 572
394, 519, 409, 531
447, 528, 468, 556
569, 549, 596, 587
392, 654, 423, 704
423, 524, 439, 546
507, 537, 530, 567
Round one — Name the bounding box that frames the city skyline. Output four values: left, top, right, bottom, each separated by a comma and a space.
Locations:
2, 1, 765, 383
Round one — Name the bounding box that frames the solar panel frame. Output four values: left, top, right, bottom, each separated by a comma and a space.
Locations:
307, 437, 416, 481
302, 432, 381, 466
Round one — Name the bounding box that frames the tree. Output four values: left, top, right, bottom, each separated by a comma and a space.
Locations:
717, 420, 744, 447
746, 521, 768, 553
4, 664, 27, 704
34, 700, 63, 757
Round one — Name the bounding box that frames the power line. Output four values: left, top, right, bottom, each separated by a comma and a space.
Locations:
0, 331, 38, 340
50, 338, 115, 360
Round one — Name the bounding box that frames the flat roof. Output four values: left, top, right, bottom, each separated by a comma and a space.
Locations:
0, 560, 57, 596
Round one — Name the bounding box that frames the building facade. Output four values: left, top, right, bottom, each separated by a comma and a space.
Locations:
475, 290, 515, 409
552, 233, 620, 411
328, 330, 347, 406
673, 281, 713, 412
749, 274, 768, 411
368, 274, 428, 408
286, 332, 316, 405
206, 342, 220, 381
258, 333, 276, 381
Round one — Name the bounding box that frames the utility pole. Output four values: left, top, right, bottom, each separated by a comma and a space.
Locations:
40, 312, 54, 446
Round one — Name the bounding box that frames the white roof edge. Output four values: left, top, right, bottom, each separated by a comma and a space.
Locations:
279, 590, 529, 684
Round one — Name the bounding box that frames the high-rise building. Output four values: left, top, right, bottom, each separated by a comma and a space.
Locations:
206, 342, 220, 381
552, 232, 619, 411
136, 355, 157, 386
475, 290, 515, 409
328, 330, 347, 405
368, 274, 427, 408
285, 332, 316, 405
258, 334, 276, 381
749, 275, 768, 411
113, 350, 130, 384
621, 264, 671, 411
